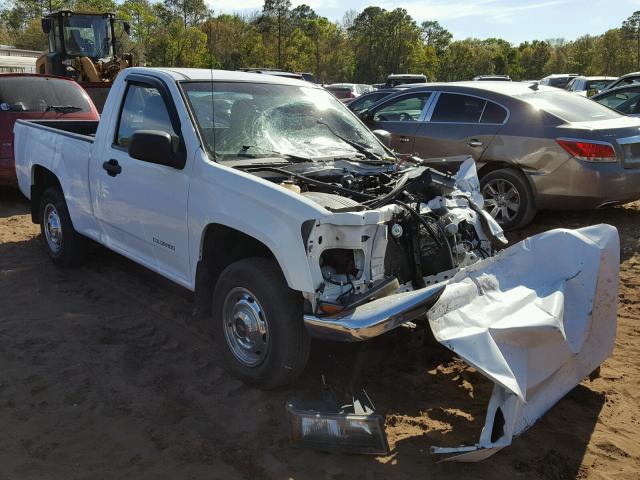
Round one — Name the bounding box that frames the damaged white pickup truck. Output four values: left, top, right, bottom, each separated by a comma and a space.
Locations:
14, 68, 619, 460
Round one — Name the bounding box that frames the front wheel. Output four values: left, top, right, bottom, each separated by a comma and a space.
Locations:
211, 258, 310, 389
480, 168, 537, 230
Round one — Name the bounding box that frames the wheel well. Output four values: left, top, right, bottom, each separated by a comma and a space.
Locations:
477, 161, 515, 179
193, 224, 277, 319
31, 165, 61, 223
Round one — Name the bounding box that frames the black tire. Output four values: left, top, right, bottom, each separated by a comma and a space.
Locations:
480, 168, 537, 230
211, 257, 310, 389
39, 186, 88, 266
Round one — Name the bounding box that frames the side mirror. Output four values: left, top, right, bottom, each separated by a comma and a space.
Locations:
372, 129, 391, 147
41, 18, 52, 34
123, 21, 131, 36
128, 130, 185, 169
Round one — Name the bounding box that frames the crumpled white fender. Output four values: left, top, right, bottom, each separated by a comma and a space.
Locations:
427, 224, 619, 461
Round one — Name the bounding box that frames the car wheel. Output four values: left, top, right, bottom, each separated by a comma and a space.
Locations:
39, 186, 88, 266
212, 257, 310, 389
480, 168, 537, 230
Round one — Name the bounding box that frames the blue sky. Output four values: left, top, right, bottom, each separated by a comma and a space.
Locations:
209, 0, 640, 44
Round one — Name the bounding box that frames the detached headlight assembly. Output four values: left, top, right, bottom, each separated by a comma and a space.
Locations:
287, 389, 390, 456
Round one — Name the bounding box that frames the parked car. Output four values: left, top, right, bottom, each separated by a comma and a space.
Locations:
12, 67, 619, 461
473, 75, 512, 81
592, 84, 640, 117
384, 73, 427, 88
565, 76, 616, 96
358, 82, 640, 229
0, 73, 99, 186
600, 71, 640, 91
325, 83, 370, 102
539, 73, 579, 89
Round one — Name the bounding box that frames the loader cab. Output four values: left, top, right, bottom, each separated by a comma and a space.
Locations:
38, 11, 130, 78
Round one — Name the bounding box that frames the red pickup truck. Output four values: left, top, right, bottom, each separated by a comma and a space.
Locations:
0, 73, 99, 186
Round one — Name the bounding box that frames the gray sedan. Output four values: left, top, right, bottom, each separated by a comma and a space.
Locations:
359, 82, 640, 229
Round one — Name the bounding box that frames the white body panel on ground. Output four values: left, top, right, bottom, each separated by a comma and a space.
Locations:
428, 224, 619, 461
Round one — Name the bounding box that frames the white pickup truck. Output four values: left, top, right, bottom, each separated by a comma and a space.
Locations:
15, 68, 620, 459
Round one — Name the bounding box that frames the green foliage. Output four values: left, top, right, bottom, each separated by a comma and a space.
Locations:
1, 0, 639, 82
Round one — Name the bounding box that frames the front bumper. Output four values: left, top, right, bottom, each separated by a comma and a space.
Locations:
531, 158, 640, 209
303, 283, 446, 342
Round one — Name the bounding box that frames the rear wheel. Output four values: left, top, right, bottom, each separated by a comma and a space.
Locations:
39, 187, 88, 266
211, 257, 310, 389
481, 168, 537, 230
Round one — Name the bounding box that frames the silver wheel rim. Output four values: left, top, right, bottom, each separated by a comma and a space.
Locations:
222, 287, 269, 367
482, 178, 521, 224
43, 203, 63, 254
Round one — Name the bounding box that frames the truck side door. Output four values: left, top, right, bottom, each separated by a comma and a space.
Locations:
91, 75, 191, 283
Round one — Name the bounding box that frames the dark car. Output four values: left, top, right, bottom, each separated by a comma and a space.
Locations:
539, 73, 579, 89
600, 71, 640, 92
0, 73, 99, 186
384, 74, 427, 88
358, 82, 640, 229
592, 84, 640, 117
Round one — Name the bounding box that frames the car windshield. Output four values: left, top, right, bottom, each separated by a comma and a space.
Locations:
519, 90, 620, 122
0, 76, 91, 112
181, 81, 387, 162
63, 15, 113, 58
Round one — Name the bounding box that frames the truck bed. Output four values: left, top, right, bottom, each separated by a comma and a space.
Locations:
18, 119, 99, 141
14, 118, 101, 239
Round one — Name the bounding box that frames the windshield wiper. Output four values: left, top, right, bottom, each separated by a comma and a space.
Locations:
315, 120, 387, 163
239, 145, 312, 163
46, 105, 83, 113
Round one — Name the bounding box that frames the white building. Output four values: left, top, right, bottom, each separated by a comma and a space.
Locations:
0, 46, 44, 74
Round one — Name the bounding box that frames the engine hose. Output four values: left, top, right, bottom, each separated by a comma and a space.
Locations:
394, 200, 456, 271
363, 172, 411, 209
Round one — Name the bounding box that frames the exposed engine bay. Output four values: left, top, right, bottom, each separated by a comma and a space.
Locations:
244, 156, 506, 314
242, 156, 619, 462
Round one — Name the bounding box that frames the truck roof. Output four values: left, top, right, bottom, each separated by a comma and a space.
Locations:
136, 67, 317, 88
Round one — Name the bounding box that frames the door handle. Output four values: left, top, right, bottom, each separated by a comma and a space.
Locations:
102, 159, 122, 177
467, 139, 483, 148
399, 136, 410, 143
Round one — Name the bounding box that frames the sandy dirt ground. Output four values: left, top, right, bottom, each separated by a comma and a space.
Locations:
0, 185, 638, 480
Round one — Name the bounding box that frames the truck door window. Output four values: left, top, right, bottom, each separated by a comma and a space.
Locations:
116, 84, 178, 148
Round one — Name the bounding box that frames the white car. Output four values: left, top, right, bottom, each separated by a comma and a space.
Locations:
565, 76, 617, 97
13, 67, 619, 460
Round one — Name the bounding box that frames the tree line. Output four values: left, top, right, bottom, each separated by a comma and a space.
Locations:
2, 0, 640, 84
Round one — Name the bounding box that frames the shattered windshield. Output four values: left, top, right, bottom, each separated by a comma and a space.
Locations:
181, 81, 388, 162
